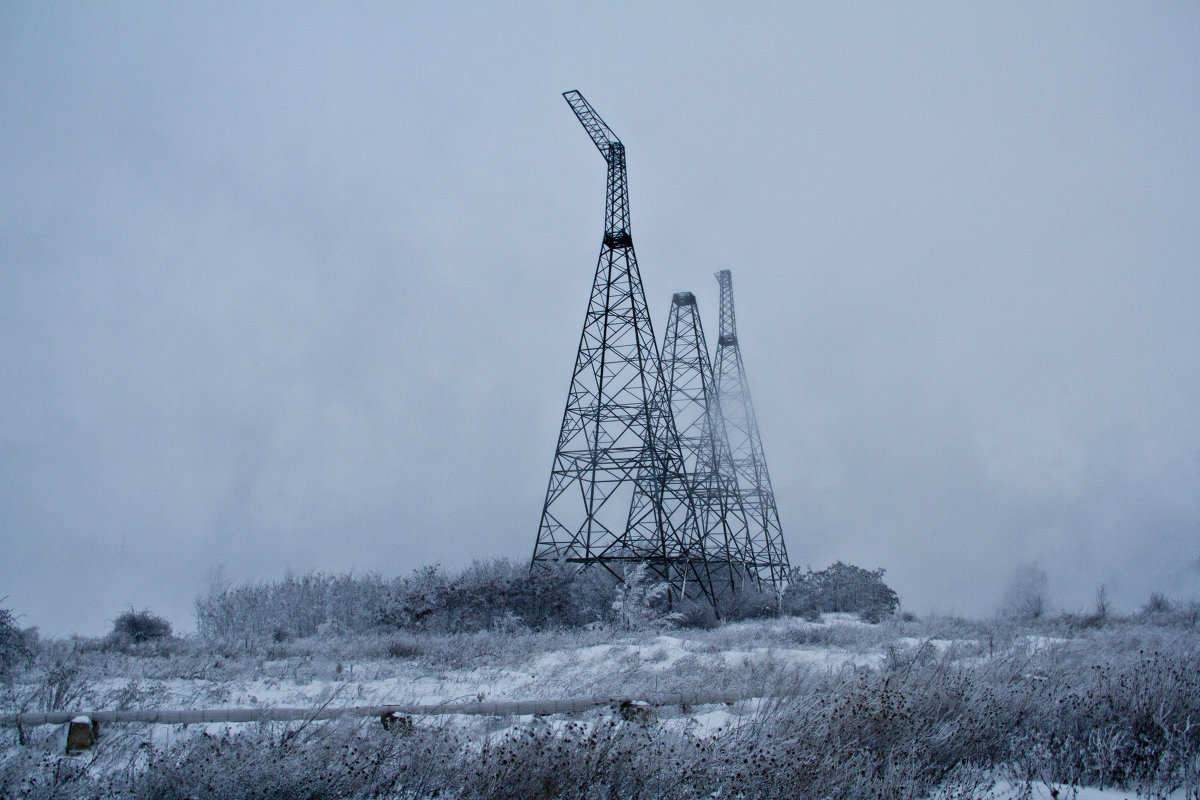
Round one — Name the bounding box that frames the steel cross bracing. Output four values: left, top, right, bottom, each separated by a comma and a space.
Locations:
661, 292, 757, 594
532, 91, 714, 604
712, 270, 790, 588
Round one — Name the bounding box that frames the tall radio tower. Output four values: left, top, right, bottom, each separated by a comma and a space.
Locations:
660, 291, 754, 592
713, 270, 790, 587
531, 92, 713, 604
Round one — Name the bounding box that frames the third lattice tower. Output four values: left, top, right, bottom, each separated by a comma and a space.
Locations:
713, 269, 790, 587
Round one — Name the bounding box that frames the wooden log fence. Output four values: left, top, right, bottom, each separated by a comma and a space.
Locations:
1, 689, 763, 728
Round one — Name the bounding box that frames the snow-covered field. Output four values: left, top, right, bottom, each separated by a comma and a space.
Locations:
11, 614, 892, 716
3, 612, 1198, 798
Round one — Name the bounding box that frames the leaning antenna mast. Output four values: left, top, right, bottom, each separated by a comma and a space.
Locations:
712, 270, 790, 588
531, 91, 713, 604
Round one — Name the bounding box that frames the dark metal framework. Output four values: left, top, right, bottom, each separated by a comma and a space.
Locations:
712, 270, 790, 588
660, 292, 755, 593
532, 91, 714, 603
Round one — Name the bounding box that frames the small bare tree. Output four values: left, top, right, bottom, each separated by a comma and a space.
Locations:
999, 561, 1049, 620
1094, 584, 1109, 618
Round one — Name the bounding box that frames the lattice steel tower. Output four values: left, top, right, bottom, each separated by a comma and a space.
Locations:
713, 270, 790, 588
661, 292, 755, 593
532, 91, 713, 603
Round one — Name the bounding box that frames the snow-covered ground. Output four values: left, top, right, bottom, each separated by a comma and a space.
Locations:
21, 614, 890, 717
4, 612, 1198, 799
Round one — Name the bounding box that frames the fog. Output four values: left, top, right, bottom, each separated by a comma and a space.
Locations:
2, 3, 1198, 635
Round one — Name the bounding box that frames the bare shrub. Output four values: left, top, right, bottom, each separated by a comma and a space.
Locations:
377, 558, 616, 634
385, 636, 423, 660
1143, 592, 1175, 615
0, 600, 34, 677
670, 596, 720, 629
745, 641, 1200, 798
782, 562, 900, 622
110, 609, 172, 643
118, 721, 465, 800
718, 580, 779, 621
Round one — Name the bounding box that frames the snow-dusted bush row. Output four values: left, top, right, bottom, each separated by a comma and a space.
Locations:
196, 571, 393, 641
195, 559, 620, 641
194, 559, 907, 642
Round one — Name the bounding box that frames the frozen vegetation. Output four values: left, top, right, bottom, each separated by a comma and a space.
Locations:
1, 561, 1198, 799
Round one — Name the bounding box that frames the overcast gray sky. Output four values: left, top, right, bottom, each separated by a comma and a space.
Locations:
3, 3, 1198, 636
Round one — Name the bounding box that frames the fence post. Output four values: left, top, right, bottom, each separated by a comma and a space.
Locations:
65, 716, 98, 754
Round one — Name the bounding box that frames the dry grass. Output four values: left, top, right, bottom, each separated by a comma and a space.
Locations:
2, 612, 1198, 799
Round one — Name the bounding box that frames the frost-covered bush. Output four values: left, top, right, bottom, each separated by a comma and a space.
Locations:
782, 562, 900, 622
1143, 592, 1174, 615
0, 600, 34, 677
1134, 595, 1200, 629
378, 558, 615, 633
609, 563, 675, 630
719, 580, 780, 621
605, 562, 779, 630
197, 572, 392, 641
110, 609, 172, 643
670, 596, 720, 629
1182, 600, 1200, 627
